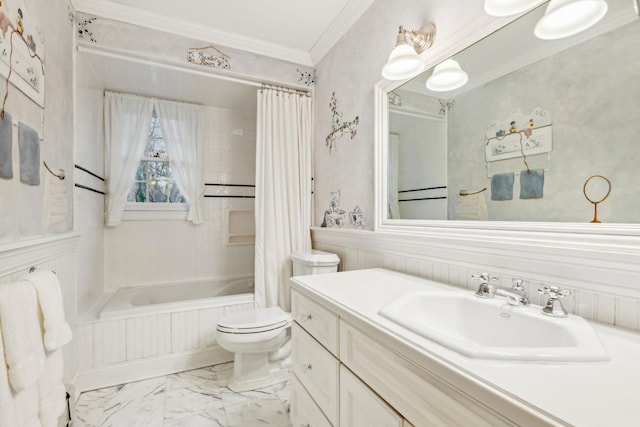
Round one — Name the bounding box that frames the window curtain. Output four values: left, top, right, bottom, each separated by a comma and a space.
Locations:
255, 88, 312, 311
104, 92, 154, 226
155, 100, 205, 224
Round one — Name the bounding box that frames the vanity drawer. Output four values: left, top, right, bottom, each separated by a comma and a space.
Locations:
292, 322, 339, 425
340, 365, 403, 427
290, 374, 332, 427
339, 320, 517, 427
291, 289, 339, 356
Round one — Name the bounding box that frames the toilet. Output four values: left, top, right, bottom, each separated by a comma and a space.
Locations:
215, 249, 339, 392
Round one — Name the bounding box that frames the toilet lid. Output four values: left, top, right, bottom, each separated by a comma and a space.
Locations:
217, 307, 291, 332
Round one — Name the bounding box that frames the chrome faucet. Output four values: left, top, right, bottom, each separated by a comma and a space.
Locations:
538, 285, 571, 317
472, 274, 530, 306
472, 273, 498, 298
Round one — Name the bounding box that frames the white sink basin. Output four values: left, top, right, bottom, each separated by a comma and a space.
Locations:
378, 290, 609, 362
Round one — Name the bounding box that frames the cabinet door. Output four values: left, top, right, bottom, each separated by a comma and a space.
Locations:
290, 375, 332, 427
340, 365, 403, 427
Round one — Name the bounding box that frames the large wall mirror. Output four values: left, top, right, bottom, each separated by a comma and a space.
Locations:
379, 0, 639, 227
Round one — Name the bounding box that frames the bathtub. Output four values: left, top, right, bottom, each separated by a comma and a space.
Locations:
99, 276, 255, 319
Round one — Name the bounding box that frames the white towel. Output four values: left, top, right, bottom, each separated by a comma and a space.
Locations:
42, 173, 69, 234
38, 349, 66, 427
16, 383, 42, 427
0, 321, 43, 427
0, 320, 17, 427
25, 270, 72, 351
0, 281, 45, 391
456, 192, 488, 221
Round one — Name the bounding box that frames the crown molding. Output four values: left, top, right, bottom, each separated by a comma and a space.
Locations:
310, 0, 375, 65
74, 0, 314, 66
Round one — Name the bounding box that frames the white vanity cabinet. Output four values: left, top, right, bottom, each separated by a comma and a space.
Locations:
291, 287, 524, 427
291, 289, 420, 427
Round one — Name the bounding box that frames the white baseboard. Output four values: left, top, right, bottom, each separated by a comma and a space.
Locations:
71, 346, 233, 398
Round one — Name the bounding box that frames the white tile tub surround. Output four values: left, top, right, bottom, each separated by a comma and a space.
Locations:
75, 300, 254, 393
312, 228, 640, 333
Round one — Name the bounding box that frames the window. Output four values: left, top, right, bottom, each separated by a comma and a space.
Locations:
127, 111, 186, 204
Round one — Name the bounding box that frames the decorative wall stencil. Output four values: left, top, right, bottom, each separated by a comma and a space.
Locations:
0, 111, 11, 178
320, 190, 346, 228
187, 45, 230, 69
485, 108, 552, 168
297, 68, 317, 86
438, 99, 455, 115
349, 205, 365, 229
388, 92, 402, 106
325, 92, 359, 154
18, 121, 39, 185
0, 0, 45, 108
67, 2, 75, 26
77, 16, 97, 42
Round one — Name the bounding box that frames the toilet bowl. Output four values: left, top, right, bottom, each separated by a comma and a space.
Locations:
216, 306, 292, 392
215, 249, 340, 392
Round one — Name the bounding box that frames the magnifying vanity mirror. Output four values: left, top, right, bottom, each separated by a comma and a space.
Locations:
378, 0, 639, 226
583, 175, 612, 223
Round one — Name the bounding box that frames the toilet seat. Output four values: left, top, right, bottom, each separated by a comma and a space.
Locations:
216, 307, 291, 334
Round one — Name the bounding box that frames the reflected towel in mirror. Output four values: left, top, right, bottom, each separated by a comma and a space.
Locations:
491, 172, 514, 201
456, 190, 488, 220
520, 169, 544, 199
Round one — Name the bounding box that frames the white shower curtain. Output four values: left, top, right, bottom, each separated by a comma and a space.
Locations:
104, 92, 154, 226
155, 101, 205, 224
255, 88, 312, 311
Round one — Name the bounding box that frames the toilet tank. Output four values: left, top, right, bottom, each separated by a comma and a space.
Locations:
290, 249, 340, 276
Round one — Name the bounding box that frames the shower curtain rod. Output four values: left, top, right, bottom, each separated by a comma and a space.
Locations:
103, 90, 209, 107
77, 45, 311, 98
260, 83, 310, 97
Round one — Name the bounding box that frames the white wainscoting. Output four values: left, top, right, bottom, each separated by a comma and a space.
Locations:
73, 300, 253, 394
312, 227, 640, 332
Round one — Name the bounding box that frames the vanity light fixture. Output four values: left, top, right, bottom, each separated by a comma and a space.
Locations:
484, 0, 544, 16
534, 0, 608, 39
381, 23, 436, 80
426, 59, 469, 92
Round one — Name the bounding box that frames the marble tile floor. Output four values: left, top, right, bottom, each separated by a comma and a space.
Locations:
72, 362, 292, 427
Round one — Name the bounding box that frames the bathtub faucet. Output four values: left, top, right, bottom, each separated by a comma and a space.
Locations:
472, 274, 529, 306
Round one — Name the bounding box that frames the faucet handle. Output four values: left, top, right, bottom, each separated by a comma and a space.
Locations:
538, 285, 571, 299
538, 285, 571, 317
471, 273, 498, 284
512, 278, 525, 291
472, 273, 498, 298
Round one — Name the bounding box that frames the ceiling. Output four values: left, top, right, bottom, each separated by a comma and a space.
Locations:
75, 0, 375, 66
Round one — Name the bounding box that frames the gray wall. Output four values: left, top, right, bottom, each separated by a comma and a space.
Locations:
447, 22, 640, 223
0, 0, 74, 241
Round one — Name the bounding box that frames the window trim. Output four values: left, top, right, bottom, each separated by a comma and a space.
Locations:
122, 202, 189, 221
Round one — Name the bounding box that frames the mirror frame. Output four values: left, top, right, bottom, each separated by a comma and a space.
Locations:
374, 3, 640, 241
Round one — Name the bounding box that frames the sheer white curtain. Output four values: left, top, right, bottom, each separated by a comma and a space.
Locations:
255, 88, 312, 310
155, 100, 205, 224
104, 92, 154, 226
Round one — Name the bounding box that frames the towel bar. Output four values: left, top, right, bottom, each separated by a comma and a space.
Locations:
28, 267, 56, 275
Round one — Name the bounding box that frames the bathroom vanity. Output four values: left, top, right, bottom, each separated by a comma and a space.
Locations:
289, 269, 640, 427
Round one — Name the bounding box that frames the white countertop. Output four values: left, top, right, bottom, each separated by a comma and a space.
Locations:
290, 268, 640, 427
